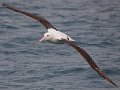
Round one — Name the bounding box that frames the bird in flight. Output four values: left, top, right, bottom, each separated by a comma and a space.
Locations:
2, 3, 117, 86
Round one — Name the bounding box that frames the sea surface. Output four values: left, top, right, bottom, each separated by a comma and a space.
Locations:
0, 0, 120, 90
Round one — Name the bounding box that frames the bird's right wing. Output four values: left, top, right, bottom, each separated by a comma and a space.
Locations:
2, 3, 56, 30
63, 39, 117, 86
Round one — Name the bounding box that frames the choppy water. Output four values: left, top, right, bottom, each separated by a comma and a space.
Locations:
0, 0, 120, 90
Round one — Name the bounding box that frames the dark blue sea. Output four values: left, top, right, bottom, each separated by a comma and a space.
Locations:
0, 0, 120, 90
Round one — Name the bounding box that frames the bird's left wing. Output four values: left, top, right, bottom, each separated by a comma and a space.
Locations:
2, 3, 56, 29
63, 39, 117, 86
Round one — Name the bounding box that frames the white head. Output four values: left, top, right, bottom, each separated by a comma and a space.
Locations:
39, 32, 51, 42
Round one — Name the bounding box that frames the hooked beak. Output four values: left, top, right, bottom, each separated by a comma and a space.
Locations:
39, 36, 46, 43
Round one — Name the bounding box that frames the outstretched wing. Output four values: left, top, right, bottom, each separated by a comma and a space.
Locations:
2, 3, 56, 29
63, 39, 117, 86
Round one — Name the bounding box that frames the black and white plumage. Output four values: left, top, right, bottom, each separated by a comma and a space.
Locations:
2, 3, 117, 86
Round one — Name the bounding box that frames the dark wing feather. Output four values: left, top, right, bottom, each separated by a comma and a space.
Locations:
2, 3, 56, 29
63, 39, 117, 86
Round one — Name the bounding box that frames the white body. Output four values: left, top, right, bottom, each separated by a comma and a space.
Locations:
40, 28, 75, 44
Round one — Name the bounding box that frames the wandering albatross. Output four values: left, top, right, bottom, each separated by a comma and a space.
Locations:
2, 3, 117, 86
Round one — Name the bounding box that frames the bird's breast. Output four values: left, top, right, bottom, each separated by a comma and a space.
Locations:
47, 38, 64, 44
47, 30, 74, 44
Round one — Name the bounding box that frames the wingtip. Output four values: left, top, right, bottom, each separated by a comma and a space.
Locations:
2, 3, 7, 6
0, 3, 4, 8
1, 3, 9, 8
112, 82, 118, 87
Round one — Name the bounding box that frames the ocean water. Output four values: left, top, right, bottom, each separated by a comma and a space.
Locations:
0, 0, 120, 90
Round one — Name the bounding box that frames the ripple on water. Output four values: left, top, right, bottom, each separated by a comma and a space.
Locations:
0, 0, 120, 89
